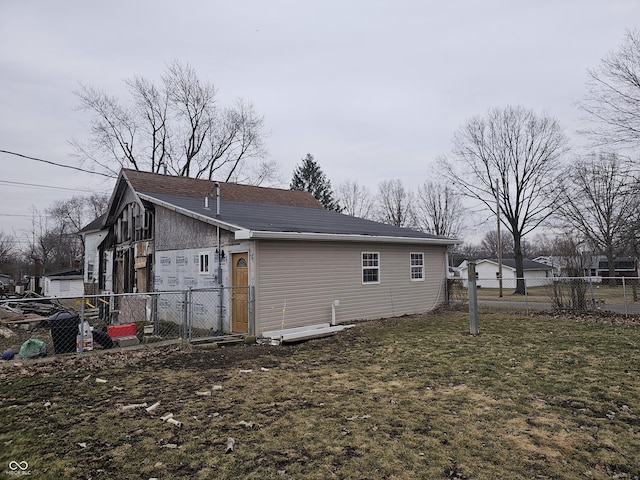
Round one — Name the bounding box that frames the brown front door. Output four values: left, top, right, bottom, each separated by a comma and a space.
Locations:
231, 252, 249, 333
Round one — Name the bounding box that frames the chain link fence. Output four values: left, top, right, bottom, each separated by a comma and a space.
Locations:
448, 275, 640, 316
0, 287, 253, 357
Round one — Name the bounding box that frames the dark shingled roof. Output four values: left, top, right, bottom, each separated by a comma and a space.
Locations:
80, 214, 106, 233
143, 191, 451, 241
123, 168, 323, 209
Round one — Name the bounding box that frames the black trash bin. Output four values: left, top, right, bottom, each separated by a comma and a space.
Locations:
49, 311, 80, 354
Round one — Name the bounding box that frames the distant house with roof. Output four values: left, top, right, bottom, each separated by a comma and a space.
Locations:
42, 268, 84, 298
531, 256, 563, 277
79, 214, 107, 294
90, 169, 460, 336
530, 255, 639, 283
594, 256, 639, 284
457, 258, 553, 288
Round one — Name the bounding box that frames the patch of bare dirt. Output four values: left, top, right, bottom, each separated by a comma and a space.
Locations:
0, 320, 365, 377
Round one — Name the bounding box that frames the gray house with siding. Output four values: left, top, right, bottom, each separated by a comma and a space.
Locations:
96, 169, 459, 336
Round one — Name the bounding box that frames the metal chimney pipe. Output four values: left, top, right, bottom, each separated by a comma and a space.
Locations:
215, 182, 220, 216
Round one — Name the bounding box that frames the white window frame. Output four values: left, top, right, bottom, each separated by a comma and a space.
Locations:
410, 252, 424, 281
199, 252, 210, 274
362, 252, 380, 284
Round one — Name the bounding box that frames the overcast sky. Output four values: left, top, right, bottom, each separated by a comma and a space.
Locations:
1, 0, 638, 247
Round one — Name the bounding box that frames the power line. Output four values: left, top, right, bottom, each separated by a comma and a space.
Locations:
0, 179, 100, 193
0, 149, 115, 178
0, 213, 50, 218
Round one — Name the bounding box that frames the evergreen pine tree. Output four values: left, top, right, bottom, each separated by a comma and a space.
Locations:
290, 154, 341, 211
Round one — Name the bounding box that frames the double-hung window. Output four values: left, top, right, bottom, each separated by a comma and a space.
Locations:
362, 252, 380, 284
410, 252, 424, 280
199, 252, 210, 274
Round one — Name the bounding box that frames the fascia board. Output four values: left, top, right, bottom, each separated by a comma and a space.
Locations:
235, 230, 461, 246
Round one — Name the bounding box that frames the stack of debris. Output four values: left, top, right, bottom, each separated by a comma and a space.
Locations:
0, 292, 69, 328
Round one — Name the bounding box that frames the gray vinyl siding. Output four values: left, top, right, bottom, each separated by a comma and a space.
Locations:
254, 240, 448, 334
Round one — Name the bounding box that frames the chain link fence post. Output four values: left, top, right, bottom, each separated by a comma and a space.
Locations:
152, 293, 159, 335
181, 289, 188, 342
219, 287, 224, 334
467, 261, 479, 335
622, 277, 628, 317
249, 286, 255, 336
79, 292, 86, 357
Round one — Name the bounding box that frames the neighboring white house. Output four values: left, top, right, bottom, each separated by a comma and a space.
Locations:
79, 214, 107, 289
42, 269, 84, 298
457, 259, 553, 288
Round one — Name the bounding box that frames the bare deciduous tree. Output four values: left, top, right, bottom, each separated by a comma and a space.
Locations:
0, 232, 14, 268
480, 230, 515, 259
577, 29, 640, 150
21, 208, 61, 274
48, 197, 88, 236
375, 179, 416, 228
414, 181, 464, 237
336, 181, 374, 219
440, 105, 569, 294
85, 193, 111, 220
449, 242, 482, 268
72, 60, 273, 184
555, 151, 639, 283
549, 233, 591, 312
22, 194, 110, 274
0, 231, 26, 282
525, 232, 558, 259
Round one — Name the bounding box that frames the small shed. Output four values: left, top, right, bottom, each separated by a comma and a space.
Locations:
42, 269, 84, 298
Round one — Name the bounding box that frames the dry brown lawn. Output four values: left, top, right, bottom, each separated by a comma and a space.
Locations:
1, 308, 639, 479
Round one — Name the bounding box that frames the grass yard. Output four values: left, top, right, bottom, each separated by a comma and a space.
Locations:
1, 309, 639, 479
475, 283, 639, 304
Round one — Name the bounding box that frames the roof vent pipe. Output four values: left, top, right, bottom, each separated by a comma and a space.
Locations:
204, 196, 209, 209
215, 182, 220, 216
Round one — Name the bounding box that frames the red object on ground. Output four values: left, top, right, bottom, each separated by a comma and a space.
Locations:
107, 324, 136, 338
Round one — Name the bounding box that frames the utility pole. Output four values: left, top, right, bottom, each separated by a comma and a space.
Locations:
496, 178, 503, 298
